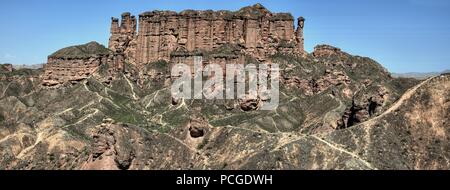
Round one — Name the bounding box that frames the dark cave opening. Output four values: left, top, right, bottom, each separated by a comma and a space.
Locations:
346, 105, 360, 127
368, 97, 378, 117
189, 126, 205, 138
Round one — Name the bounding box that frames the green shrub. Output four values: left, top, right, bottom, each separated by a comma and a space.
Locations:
197, 138, 209, 150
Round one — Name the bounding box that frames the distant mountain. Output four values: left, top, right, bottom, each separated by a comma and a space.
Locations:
392, 70, 450, 79
12, 64, 44, 70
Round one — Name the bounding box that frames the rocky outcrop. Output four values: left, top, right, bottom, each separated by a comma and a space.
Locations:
42, 42, 124, 87
42, 4, 306, 88
4, 3, 449, 171
2, 49, 447, 170
284, 69, 351, 96
296, 17, 305, 53
328, 75, 450, 169
83, 119, 135, 170
239, 98, 261, 111
109, 4, 306, 65
0, 64, 13, 73
170, 44, 246, 69
313, 70, 351, 93
108, 13, 137, 65
338, 86, 389, 128
313, 44, 343, 57
187, 117, 210, 138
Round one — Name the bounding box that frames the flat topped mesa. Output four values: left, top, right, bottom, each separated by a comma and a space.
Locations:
49, 41, 112, 59
43, 41, 122, 87
312, 44, 343, 57
138, 3, 293, 20
108, 4, 306, 65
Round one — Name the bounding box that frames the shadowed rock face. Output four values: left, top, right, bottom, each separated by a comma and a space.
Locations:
1, 4, 449, 170
187, 117, 209, 138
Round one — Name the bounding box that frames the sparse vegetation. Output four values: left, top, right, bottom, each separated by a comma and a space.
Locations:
1, 4, 448, 170
49, 41, 111, 59
197, 138, 209, 150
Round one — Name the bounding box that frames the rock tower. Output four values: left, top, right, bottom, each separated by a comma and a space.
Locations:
108, 4, 306, 65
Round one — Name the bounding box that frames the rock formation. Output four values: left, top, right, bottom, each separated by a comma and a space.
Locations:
187, 116, 210, 138
42, 42, 123, 87
109, 3, 306, 66
4, 3, 449, 170
108, 13, 137, 65
338, 85, 389, 128
42, 4, 307, 87
0, 64, 13, 73
313, 44, 343, 57
83, 119, 135, 170
296, 17, 305, 53
284, 66, 352, 96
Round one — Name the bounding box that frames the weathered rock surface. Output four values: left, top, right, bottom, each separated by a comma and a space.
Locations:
42, 42, 124, 87
326, 74, 450, 169
187, 116, 210, 138
0, 64, 13, 73
109, 3, 305, 65
338, 85, 389, 128
82, 119, 135, 170
1, 4, 448, 170
313, 44, 343, 57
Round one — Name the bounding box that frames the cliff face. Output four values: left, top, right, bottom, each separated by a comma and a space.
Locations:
42, 42, 123, 87
43, 4, 305, 87
108, 13, 137, 65
8, 4, 448, 170
109, 4, 305, 65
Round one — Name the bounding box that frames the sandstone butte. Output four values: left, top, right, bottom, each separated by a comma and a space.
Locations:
42, 4, 306, 87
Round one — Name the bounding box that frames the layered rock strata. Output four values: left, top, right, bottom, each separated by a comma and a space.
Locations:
109, 3, 306, 65
42, 42, 124, 87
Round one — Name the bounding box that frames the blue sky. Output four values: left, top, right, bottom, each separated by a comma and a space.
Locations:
0, 0, 449, 73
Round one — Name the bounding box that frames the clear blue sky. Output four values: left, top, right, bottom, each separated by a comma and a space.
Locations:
1, 0, 449, 73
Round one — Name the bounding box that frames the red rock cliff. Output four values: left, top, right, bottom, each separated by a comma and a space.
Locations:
42, 42, 122, 87
109, 4, 306, 65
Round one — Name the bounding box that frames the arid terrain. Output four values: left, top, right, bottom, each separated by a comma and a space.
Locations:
0, 4, 448, 170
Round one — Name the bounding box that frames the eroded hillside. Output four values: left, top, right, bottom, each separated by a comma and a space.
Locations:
0, 4, 448, 170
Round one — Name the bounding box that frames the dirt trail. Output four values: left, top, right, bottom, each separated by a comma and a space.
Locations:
358, 76, 435, 127
1, 81, 12, 98
124, 74, 138, 100
311, 135, 377, 169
